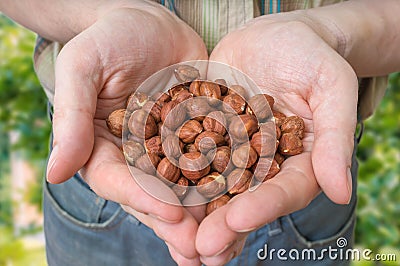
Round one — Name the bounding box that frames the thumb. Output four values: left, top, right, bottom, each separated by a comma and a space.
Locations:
46, 38, 101, 184
309, 59, 358, 204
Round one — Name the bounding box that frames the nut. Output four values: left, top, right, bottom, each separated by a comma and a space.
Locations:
127, 92, 149, 111
279, 133, 303, 156
152, 92, 171, 108
196, 172, 226, 198
232, 143, 258, 168
281, 116, 305, 139
228, 85, 247, 99
174, 65, 200, 83
162, 134, 183, 159
206, 195, 230, 215
194, 131, 225, 153
189, 80, 202, 96
274, 153, 285, 165
185, 97, 212, 121
199, 81, 221, 106
135, 153, 161, 176
264, 159, 280, 181
142, 101, 162, 123
229, 114, 258, 143
161, 100, 187, 130
171, 177, 189, 200
211, 146, 231, 174
106, 109, 126, 138
246, 94, 274, 121
214, 79, 228, 95
179, 152, 210, 180
273, 110, 286, 127
183, 143, 198, 153
203, 111, 227, 135
227, 168, 253, 195
168, 84, 187, 98
145, 136, 163, 156
123, 140, 145, 165
250, 123, 276, 157
157, 157, 181, 184
176, 120, 203, 143
128, 109, 157, 139
251, 157, 272, 182
172, 89, 193, 103
222, 93, 246, 114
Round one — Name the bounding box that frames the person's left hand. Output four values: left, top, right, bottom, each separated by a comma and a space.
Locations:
196, 15, 358, 265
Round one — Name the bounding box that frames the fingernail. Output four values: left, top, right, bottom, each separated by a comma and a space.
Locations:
46, 146, 58, 183
346, 167, 352, 204
150, 214, 180, 224
235, 226, 257, 233
212, 241, 234, 257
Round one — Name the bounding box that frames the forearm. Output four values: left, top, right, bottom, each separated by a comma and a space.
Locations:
300, 0, 400, 77
0, 0, 177, 43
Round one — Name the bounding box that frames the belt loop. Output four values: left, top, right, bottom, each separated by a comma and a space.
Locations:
356, 122, 364, 144
267, 218, 283, 237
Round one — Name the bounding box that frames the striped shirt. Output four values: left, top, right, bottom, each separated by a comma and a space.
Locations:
33, 0, 387, 120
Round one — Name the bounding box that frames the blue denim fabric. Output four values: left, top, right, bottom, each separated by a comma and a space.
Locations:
44, 136, 358, 266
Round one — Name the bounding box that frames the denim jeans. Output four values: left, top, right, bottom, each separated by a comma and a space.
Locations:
43, 138, 358, 266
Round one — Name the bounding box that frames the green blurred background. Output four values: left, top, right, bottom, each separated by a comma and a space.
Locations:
0, 14, 399, 266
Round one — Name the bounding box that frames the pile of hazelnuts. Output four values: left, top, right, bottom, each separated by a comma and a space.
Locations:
106, 65, 305, 215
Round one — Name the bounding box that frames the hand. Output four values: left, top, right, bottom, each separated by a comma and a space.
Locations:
45, 6, 207, 265
197, 16, 358, 265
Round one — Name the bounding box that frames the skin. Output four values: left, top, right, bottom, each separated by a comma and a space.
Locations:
1, 0, 400, 265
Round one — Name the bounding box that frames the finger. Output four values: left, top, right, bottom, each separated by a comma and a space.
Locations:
153, 209, 200, 259
47, 37, 101, 184
200, 237, 247, 266
309, 58, 358, 204
81, 136, 184, 223
196, 204, 245, 257
166, 242, 201, 266
225, 152, 319, 232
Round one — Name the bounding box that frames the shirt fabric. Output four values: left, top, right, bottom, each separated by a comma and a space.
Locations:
33, 0, 387, 120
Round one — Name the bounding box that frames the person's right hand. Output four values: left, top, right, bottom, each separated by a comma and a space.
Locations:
46, 4, 207, 265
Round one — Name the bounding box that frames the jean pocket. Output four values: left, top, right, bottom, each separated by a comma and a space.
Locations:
285, 193, 357, 249
44, 174, 129, 230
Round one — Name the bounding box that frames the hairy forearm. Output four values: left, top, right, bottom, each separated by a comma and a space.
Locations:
300, 0, 400, 77
0, 0, 176, 43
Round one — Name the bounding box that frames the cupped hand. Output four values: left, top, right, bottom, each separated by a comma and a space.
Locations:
46, 5, 207, 264
197, 16, 358, 265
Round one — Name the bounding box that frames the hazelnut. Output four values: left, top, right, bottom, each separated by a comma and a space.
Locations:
263, 159, 280, 181
179, 152, 210, 181
273, 110, 286, 127
232, 143, 258, 168
276, 124, 282, 140
279, 133, 303, 156
126, 92, 149, 112
171, 177, 189, 200
106, 109, 126, 138
162, 134, 183, 159
199, 81, 221, 106
196, 172, 226, 198
246, 94, 274, 121
135, 153, 161, 176
176, 120, 203, 143
203, 111, 227, 135
172, 89, 193, 103
142, 101, 162, 123
145, 136, 163, 156
128, 109, 157, 139
229, 114, 258, 143
206, 195, 230, 215
152, 92, 171, 108
251, 157, 273, 182
158, 122, 174, 137
228, 84, 248, 99
184, 143, 198, 153
222, 93, 246, 114
157, 157, 181, 184
123, 140, 145, 165
168, 84, 187, 98
227, 169, 253, 195
185, 97, 212, 121
189, 80, 202, 96
211, 146, 231, 174
194, 131, 225, 153
250, 123, 276, 157
281, 116, 305, 139
174, 65, 200, 83
161, 100, 186, 130
214, 79, 228, 95
274, 153, 285, 165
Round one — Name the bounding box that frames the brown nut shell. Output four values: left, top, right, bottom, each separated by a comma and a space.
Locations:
278, 133, 303, 156
157, 157, 181, 184
179, 152, 210, 181
135, 153, 161, 176
227, 169, 253, 195
203, 111, 227, 135
196, 172, 226, 198
206, 195, 230, 216
123, 140, 145, 165
128, 109, 157, 140
222, 94, 246, 115
281, 116, 305, 139
176, 120, 203, 143
194, 131, 225, 153
231, 143, 258, 169
174, 65, 200, 83
106, 109, 126, 138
